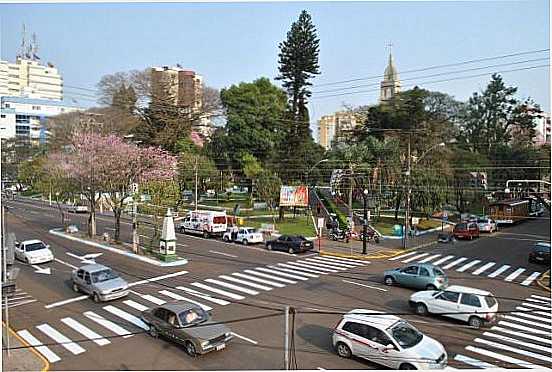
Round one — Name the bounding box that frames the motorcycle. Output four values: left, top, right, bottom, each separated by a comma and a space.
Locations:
328, 228, 350, 243
356, 230, 380, 244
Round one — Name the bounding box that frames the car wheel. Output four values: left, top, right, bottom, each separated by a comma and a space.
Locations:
266, 244, 272, 251
415, 303, 428, 316
185, 341, 197, 357
72, 283, 79, 293
148, 325, 158, 338
288, 247, 295, 254
468, 316, 483, 328
93, 292, 101, 303
25, 257, 30, 265
179, 227, 185, 234
203, 231, 209, 239
243, 239, 248, 245
223, 236, 229, 242
399, 363, 417, 370
384, 276, 395, 286
335, 342, 352, 358
426, 284, 437, 290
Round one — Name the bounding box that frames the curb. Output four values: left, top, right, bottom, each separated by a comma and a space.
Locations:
3, 321, 50, 372
48, 229, 188, 267
319, 250, 380, 260
536, 270, 551, 292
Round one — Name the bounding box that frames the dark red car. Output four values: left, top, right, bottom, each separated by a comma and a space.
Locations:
453, 222, 480, 240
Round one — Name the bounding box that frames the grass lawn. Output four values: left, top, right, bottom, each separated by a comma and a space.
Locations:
245, 216, 317, 236
371, 216, 442, 236
372, 221, 397, 236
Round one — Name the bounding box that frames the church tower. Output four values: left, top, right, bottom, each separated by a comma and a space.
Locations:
380, 46, 401, 103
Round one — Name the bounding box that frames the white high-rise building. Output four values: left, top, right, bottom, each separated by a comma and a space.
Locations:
0, 58, 63, 100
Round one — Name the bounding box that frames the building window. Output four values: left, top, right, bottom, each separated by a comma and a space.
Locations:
4, 103, 10, 108
32, 106, 41, 110
60, 108, 65, 113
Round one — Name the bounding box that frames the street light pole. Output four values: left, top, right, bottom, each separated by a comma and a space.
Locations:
362, 189, 368, 255
403, 137, 411, 249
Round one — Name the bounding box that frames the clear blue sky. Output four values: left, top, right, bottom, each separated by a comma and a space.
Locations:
0, 1, 549, 136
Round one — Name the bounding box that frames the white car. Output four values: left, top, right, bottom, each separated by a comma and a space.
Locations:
223, 227, 264, 245
409, 285, 498, 328
70, 205, 89, 213
15, 239, 54, 265
332, 309, 447, 370
477, 218, 497, 233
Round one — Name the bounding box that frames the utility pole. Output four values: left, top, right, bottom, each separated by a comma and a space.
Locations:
194, 156, 199, 211
362, 189, 368, 255
403, 136, 411, 250
284, 305, 290, 370
132, 183, 139, 254
1, 138, 10, 356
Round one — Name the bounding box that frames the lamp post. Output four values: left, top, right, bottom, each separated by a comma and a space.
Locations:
305, 159, 329, 186
362, 188, 369, 255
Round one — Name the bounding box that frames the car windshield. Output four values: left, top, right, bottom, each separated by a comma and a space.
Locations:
456, 223, 467, 230
246, 228, 257, 234
91, 269, 119, 283
535, 244, 551, 253
389, 321, 423, 349
484, 295, 497, 308
433, 267, 445, 277
25, 242, 47, 252
477, 219, 487, 223
178, 308, 209, 326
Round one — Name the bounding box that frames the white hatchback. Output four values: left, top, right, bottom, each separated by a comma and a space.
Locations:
409, 285, 499, 328
332, 309, 447, 370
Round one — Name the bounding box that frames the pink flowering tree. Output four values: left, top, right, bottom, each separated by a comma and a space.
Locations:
48, 132, 176, 241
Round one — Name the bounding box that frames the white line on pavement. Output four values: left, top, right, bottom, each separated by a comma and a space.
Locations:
388, 251, 418, 261
502, 315, 552, 330
205, 278, 259, 295
453, 354, 497, 369
512, 311, 552, 323
231, 273, 286, 288
243, 269, 297, 284
301, 259, 347, 270
483, 331, 551, 353
268, 265, 318, 278
442, 257, 468, 269
456, 260, 481, 272
312, 256, 364, 266
521, 302, 552, 311
36, 324, 86, 355
123, 300, 149, 312
473, 337, 551, 363
491, 326, 552, 345
531, 294, 552, 302
176, 287, 231, 305
307, 257, 358, 268
219, 275, 273, 291
432, 255, 455, 265
231, 332, 258, 344
402, 253, 430, 263
465, 345, 541, 369
17, 330, 61, 363
44, 295, 89, 309
515, 306, 551, 318
418, 254, 441, 263
487, 265, 510, 278
504, 268, 526, 282
103, 305, 150, 330
524, 297, 550, 305
254, 267, 310, 281
208, 250, 238, 258
498, 321, 551, 335
84, 311, 133, 338
472, 262, 496, 275
158, 290, 212, 311
128, 270, 188, 287
54, 258, 78, 269
191, 282, 245, 300
61, 317, 110, 346
342, 280, 387, 292
282, 262, 333, 274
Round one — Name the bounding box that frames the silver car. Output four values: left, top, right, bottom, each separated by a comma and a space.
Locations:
71, 264, 129, 302
384, 263, 448, 290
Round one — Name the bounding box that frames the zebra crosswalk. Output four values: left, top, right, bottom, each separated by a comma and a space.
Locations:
389, 251, 543, 286
13, 254, 366, 364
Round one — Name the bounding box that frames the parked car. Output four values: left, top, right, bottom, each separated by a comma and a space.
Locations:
178, 210, 228, 238
409, 285, 498, 328
384, 263, 448, 290
222, 227, 264, 245
477, 218, 497, 233
69, 204, 89, 213
14, 240, 54, 264
437, 233, 455, 244
265, 235, 314, 254
66, 224, 79, 234
528, 242, 551, 265
332, 309, 447, 370
453, 222, 480, 240
71, 264, 129, 302
141, 302, 233, 356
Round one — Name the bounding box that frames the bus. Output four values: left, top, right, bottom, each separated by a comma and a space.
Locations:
489, 199, 529, 225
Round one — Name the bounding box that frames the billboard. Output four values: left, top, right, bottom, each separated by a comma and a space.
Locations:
279, 186, 309, 207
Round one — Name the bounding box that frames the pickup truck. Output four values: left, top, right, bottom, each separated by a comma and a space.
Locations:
223, 227, 264, 245
15, 239, 54, 264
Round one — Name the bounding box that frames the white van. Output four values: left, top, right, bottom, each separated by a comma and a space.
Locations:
178, 210, 227, 238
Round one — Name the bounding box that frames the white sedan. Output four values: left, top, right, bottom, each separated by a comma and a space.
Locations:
223, 227, 264, 245
477, 218, 497, 233
15, 240, 54, 265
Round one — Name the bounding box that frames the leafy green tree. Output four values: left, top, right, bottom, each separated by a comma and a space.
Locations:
255, 170, 282, 224
177, 152, 218, 204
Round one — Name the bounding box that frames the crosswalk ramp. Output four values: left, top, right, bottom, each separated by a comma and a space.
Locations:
13, 254, 366, 364
451, 294, 552, 369
389, 251, 543, 286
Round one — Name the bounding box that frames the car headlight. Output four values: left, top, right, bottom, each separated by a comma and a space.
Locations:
201, 340, 209, 348
225, 332, 231, 337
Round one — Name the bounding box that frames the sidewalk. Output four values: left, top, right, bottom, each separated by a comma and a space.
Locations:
2, 322, 48, 371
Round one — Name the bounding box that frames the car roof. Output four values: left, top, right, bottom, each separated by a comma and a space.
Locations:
445, 285, 491, 296
23, 239, 45, 245
535, 242, 551, 248
343, 309, 401, 329
159, 301, 202, 313
79, 263, 110, 272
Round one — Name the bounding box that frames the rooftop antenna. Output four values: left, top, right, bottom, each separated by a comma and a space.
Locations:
386, 42, 393, 56
31, 33, 39, 60
19, 23, 27, 59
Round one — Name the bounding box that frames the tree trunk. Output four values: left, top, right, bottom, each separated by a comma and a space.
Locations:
88, 211, 96, 237
114, 208, 122, 242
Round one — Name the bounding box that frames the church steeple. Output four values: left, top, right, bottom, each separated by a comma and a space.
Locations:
380, 43, 401, 103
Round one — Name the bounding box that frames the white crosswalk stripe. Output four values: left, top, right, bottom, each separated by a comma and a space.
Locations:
84, 311, 132, 338
388, 251, 418, 261
123, 300, 149, 312
432, 255, 455, 265
205, 278, 260, 295
512, 311, 552, 324
243, 269, 297, 284
504, 268, 526, 282
320, 256, 367, 264
158, 290, 212, 311
456, 260, 481, 272
219, 275, 273, 290
231, 273, 286, 288
498, 321, 551, 335
473, 337, 552, 363
315, 256, 365, 266
402, 253, 430, 263
418, 254, 441, 263
267, 266, 318, 278
254, 267, 310, 281
491, 326, 552, 345
483, 331, 551, 353
302, 259, 348, 270
521, 302, 552, 311
310, 257, 360, 267
465, 345, 541, 369
531, 294, 552, 302
453, 354, 498, 369
282, 261, 334, 273
516, 306, 552, 318
502, 315, 552, 330
472, 262, 496, 275
190, 282, 245, 300
17, 330, 61, 363
140, 294, 166, 305
61, 317, 110, 346
176, 286, 231, 305
487, 265, 510, 278
521, 272, 542, 286
442, 257, 468, 269
36, 324, 86, 355
525, 297, 550, 305
103, 305, 150, 330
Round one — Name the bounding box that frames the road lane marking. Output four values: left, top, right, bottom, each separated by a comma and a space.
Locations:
287, 261, 338, 272
342, 280, 387, 292
504, 268, 526, 282
45, 295, 89, 309
208, 250, 238, 258
418, 254, 441, 263
205, 278, 259, 295
442, 257, 468, 269
219, 275, 273, 291
17, 330, 61, 363
498, 321, 551, 335
512, 311, 552, 323
103, 305, 149, 330
310, 257, 361, 267
491, 326, 552, 345
521, 302, 552, 311
483, 331, 551, 353
54, 258, 78, 269
453, 354, 497, 369
268, 266, 318, 278
139, 294, 166, 305
280, 262, 331, 274
456, 260, 481, 272
388, 251, 418, 261
230, 332, 258, 344
525, 297, 550, 304
502, 315, 552, 330
158, 290, 212, 311
487, 265, 510, 278
473, 337, 551, 363
254, 267, 310, 281
128, 270, 188, 287
465, 345, 541, 368
123, 300, 149, 312
315, 256, 365, 266
2, 299, 37, 309
432, 255, 455, 265
401, 253, 430, 263
472, 262, 496, 275
176, 286, 231, 305
320, 256, 367, 264
516, 306, 551, 318
60, 317, 110, 346
531, 294, 552, 302
36, 324, 86, 355
231, 273, 286, 288
243, 269, 297, 284
299, 259, 345, 271
521, 272, 542, 286
191, 282, 245, 300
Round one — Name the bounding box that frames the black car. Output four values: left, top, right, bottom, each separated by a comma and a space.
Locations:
529, 242, 551, 265
265, 235, 314, 254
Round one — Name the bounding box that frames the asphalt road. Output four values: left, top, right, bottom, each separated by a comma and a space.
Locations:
3, 197, 551, 370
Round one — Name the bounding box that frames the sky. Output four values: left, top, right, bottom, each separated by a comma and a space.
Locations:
0, 1, 550, 138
